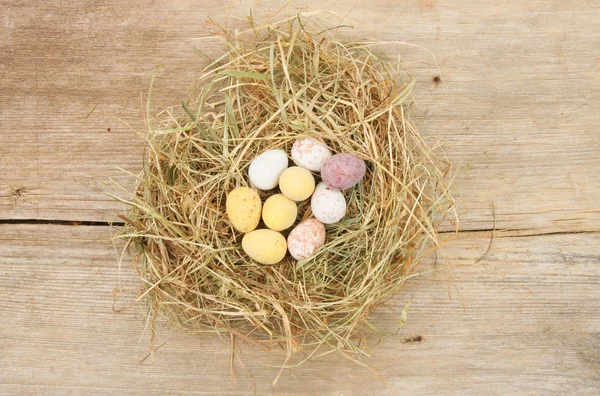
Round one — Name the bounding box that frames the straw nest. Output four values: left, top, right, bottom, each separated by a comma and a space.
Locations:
114, 13, 456, 362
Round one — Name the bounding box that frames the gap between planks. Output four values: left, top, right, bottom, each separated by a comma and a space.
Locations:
1, 218, 598, 239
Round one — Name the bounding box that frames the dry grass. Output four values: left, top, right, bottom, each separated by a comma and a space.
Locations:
111, 12, 457, 366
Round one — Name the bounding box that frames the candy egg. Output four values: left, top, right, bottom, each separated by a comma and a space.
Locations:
242, 229, 287, 265
321, 153, 366, 190
279, 166, 315, 201
262, 194, 297, 231
291, 137, 332, 172
226, 187, 261, 233
248, 149, 288, 190
311, 182, 346, 224
287, 218, 326, 260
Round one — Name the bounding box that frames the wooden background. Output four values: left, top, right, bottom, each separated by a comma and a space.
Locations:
1, 0, 599, 394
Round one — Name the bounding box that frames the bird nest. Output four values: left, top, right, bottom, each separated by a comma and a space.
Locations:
113, 13, 456, 364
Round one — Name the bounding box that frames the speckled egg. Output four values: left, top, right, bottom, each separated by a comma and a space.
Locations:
248, 149, 289, 190
279, 166, 315, 201
226, 187, 262, 233
242, 229, 287, 265
291, 137, 332, 172
321, 153, 366, 190
262, 194, 297, 231
310, 182, 346, 224
287, 218, 326, 261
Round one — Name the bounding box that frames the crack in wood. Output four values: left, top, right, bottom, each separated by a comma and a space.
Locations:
0, 219, 124, 226
0, 219, 598, 240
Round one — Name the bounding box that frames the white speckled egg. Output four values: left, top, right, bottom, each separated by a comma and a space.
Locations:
310, 182, 346, 224
287, 218, 326, 260
291, 137, 332, 172
248, 149, 288, 190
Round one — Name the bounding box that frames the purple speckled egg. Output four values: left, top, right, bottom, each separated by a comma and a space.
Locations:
321, 153, 366, 190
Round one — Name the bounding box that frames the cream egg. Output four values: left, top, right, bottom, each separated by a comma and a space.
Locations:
248, 149, 288, 190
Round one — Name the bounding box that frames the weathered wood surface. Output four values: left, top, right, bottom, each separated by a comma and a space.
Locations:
0, 224, 598, 395
1, 0, 600, 395
1, 0, 599, 233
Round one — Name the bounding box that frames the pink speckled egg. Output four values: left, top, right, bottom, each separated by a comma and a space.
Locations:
287, 218, 326, 261
310, 182, 346, 224
291, 137, 332, 172
321, 153, 366, 190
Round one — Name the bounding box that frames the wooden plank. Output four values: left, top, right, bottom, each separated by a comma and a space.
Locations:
0, 224, 598, 395
1, 0, 599, 233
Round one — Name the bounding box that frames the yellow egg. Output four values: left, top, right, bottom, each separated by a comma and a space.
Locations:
242, 229, 287, 264
262, 194, 297, 231
226, 187, 261, 233
279, 166, 315, 201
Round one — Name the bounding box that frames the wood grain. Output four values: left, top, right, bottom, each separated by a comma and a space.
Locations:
1, 0, 599, 233
0, 224, 598, 395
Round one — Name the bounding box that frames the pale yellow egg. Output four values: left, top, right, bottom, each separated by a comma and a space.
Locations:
262, 194, 297, 231
226, 187, 261, 233
279, 166, 315, 201
242, 229, 287, 265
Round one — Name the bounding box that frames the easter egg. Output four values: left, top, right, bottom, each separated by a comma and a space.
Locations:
226, 187, 261, 233
321, 153, 366, 190
262, 194, 297, 231
291, 137, 332, 172
287, 218, 326, 260
279, 166, 315, 201
242, 229, 287, 265
248, 149, 289, 190
311, 182, 346, 224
